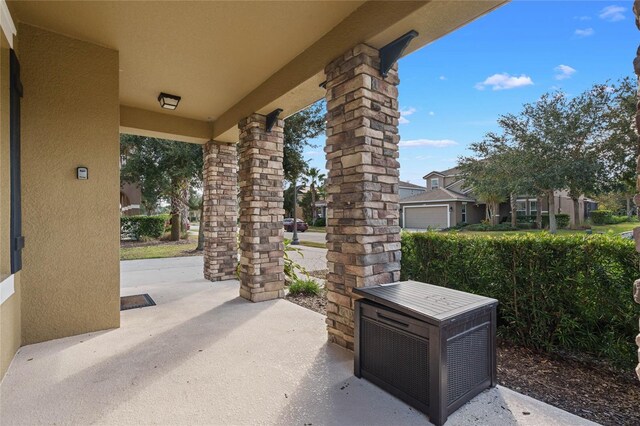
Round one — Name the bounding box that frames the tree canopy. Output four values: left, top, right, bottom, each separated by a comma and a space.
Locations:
283, 100, 326, 183
120, 135, 203, 217
459, 78, 636, 232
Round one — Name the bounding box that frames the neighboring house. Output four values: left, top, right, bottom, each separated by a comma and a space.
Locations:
400, 167, 597, 229
290, 186, 326, 222
119, 154, 142, 216
120, 182, 142, 216
399, 180, 426, 199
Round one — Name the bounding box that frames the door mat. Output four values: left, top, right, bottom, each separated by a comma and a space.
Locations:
120, 294, 156, 311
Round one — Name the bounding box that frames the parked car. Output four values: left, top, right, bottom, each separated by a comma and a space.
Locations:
283, 218, 308, 232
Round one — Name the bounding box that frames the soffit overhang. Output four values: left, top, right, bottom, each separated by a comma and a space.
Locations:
8, 0, 508, 143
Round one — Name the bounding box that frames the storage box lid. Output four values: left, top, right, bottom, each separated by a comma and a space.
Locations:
353, 280, 497, 323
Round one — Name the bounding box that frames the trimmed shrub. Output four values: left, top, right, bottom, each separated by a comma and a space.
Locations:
541, 213, 570, 229
464, 223, 517, 232
590, 210, 613, 225
609, 215, 631, 224
516, 214, 537, 224
516, 222, 535, 230
313, 217, 326, 227
121, 214, 168, 240
400, 231, 640, 369
288, 279, 321, 296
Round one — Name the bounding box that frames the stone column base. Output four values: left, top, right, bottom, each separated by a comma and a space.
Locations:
203, 141, 238, 282
324, 44, 402, 349
237, 114, 285, 302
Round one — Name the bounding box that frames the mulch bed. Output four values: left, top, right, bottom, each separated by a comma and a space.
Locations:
498, 342, 640, 425
286, 289, 327, 314
285, 291, 640, 425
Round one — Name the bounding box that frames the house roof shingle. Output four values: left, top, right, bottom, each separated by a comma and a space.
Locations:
398, 180, 426, 190
423, 166, 461, 180
400, 187, 475, 204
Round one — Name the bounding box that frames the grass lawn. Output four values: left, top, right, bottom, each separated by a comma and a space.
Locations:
120, 241, 200, 260
306, 226, 327, 233
447, 221, 638, 237
299, 241, 327, 249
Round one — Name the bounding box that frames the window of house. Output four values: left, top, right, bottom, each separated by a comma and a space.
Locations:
431, 178, 439, 189
461, 203, 467, 223
529, 200, 537, 215
516, 200, 527, 216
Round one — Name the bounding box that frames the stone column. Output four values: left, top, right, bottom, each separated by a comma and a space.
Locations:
324, 44, 402, 349
238, 114, 285, 302
633, 0, 640, 381
203, 141, 238, 282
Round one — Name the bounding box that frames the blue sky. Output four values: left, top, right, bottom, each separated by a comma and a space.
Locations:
303, 1, 636, 185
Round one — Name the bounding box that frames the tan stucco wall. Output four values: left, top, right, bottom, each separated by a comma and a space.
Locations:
18, 24, 120, 344
0, 29, 22, 380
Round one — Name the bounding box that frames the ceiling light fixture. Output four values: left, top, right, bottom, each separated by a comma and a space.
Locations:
158, 92, 181, 110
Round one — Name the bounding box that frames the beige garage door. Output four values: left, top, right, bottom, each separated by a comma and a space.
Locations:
404, 206, 449, 229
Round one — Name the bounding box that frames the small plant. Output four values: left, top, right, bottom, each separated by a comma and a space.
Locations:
284, 239, 309, 283
288, 279, 321, 296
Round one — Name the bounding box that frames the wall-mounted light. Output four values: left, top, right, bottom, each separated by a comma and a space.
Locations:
157, 92, 181, 110
449, 206, 453, 212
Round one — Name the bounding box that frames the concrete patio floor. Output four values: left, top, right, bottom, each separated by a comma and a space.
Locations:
0, 257, 597, 425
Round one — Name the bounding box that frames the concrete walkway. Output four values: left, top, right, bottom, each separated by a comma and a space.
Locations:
0, 257, 597, 425
287, 244, 328, 273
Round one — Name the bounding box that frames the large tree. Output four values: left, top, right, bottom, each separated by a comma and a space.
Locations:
283, 101, 325, 184
459, 79, 636, 232
120, 135, 203, 239
597, 77, 638, 215
459, 140, 508, 226
301, 167, 325, 224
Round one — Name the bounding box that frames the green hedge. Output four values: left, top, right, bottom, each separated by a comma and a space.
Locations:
313, 217, 326, 227
401, 232, 640, 369
512, 213, 570, 229
590, 210, 613, 225
541, 213, 570, 229
121, 215, 168, 240
464, 223, 517, 232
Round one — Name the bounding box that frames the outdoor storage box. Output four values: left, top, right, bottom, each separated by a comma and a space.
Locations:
353, 280, 498, 426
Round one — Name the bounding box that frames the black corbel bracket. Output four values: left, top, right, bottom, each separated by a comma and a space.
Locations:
265, 108, 283, 132
379, 30, 419, 78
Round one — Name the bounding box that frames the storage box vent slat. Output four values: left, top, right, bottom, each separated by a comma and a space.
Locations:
447, 325, 490, 405
361, 318, 429, 404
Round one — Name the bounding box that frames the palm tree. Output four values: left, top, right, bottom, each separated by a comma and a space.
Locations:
302, 167, 325, 224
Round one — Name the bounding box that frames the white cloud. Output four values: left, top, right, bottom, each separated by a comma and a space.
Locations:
428, 111, 435, 116
599, 5, 625, 22
574, 27, 594, 37
399, 139, 458, 148
554, 64, 576, 80
474, 73, 533, 91
439, 75, 447, 80
399, 107, 416, 124
574, 15, 591, 21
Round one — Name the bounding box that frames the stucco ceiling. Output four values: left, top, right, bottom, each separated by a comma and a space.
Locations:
7, 1, 507, 143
